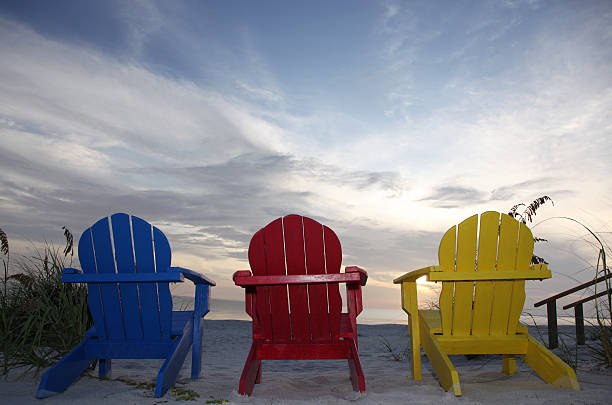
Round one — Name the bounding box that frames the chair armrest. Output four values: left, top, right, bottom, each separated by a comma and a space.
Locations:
393, 266, 439, 284
169, 267, 216, 285
345, 267, 367, 319
427, 267, 551, 281
62, 267, 216, 285
233, 272, 363, 287
168, 268, 215, 319
62, 269, 184, 283
233, 270, 252, 282
393, 264, 550, 283
345, 266, 368, 286
63, 267, 82, 274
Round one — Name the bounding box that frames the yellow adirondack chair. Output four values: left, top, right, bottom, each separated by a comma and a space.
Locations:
393, 211, 580, 396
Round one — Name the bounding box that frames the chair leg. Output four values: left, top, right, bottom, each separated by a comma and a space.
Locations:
409, 313, 422, 380
347, 340, 366, 392
502, 355, 516, 375
239, 341, 261, 396
521, 335, 580, 390
155, 319, 194, 397
36, 339, 92, 398
402, 281, 422, 380
191, 315, 204, 379
98, 359, 112, 378
420, 317, 461, 396
255, 362, 262, 384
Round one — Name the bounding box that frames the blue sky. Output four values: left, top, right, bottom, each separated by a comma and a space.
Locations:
1, 0, 611, 317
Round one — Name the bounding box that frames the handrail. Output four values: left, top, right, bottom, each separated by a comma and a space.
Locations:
535, 271, 612, 349
563, 289, 612, 310
534, 273, 612, 307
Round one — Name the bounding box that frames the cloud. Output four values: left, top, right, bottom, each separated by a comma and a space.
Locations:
419, 186, 487, 209
0, 19, 412, 277
235, 80, 284, 103
117, 0, 165, 57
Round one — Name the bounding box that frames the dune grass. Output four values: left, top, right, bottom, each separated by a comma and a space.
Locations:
0, 227, 91, 375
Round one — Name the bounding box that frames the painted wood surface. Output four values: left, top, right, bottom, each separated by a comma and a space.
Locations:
394, 211, 579, 396
235, 214, 367, 396
37, 213, 214, 399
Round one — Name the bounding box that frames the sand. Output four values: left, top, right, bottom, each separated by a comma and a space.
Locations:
2, 321, 611, 404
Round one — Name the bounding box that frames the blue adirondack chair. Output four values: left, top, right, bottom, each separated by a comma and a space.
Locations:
36, 213, 215, 398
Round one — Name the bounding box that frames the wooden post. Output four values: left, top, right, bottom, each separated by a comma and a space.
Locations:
546, 301, 558, 349
574, 303, 585, 345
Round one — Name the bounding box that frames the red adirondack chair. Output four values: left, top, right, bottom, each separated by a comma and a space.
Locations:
233, 214, 368, 395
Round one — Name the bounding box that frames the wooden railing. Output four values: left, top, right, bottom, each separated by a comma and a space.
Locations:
534, 272, 612, 349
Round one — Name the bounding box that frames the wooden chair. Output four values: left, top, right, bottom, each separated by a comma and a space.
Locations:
233, 214, 367, 395
393, 211, 580, 396
36, 213, 215, 398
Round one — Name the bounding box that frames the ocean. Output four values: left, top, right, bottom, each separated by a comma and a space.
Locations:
174, 296, 584, 326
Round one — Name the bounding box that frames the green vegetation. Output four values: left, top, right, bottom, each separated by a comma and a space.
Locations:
172, 386, 201, 401
510, 196, 611, 368
0, 227, 91, 375
379, 335, 409, 361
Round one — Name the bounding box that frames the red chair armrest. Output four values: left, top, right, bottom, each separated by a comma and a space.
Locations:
234, 273, 363, 286
345, 266, 368, 286
233, 270, 252, 283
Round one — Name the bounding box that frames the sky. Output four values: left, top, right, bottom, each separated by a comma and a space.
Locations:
1, 0, 611, 320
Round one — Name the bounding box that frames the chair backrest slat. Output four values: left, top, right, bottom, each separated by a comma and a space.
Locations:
131, 215, 163, 340
489, 214, 520, 335
438, 225, 456, 336
324, 226, 342, 341
78, 229, 107, 339
453, 214, 478, 336
303, 217, 332, 343
153, 227, 173, 340
91, 217, 125, 340
264, 218, 292, 342
283, 215, 310, 343
248, 230, 273, 339
472, 211, 500, 335
507, 223, 534, 334
111, 213, 143, 341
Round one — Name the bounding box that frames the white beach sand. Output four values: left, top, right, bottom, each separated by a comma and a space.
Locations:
1, 320, 611, 404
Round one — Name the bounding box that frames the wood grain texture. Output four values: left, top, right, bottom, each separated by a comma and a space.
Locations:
438, 225, 456, 336
110, 213, 142, 341
304, 217, 331, 343
472, 211, 499, 335
452, 214, 478, 336
490, 214, 519, 335
283, 215, 310, 343
132, 216, 162, 340
236, 214, 367, 395
395, 212, 578, 396
38, 213, 214, 399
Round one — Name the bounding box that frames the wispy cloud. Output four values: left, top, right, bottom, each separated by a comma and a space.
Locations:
235, 80, 284, 103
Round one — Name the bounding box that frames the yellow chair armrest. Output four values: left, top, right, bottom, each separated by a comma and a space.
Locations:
393, 266, 440, 284
428, 267, 551, 281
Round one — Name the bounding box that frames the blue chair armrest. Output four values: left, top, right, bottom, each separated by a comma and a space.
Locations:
169, 267, 216, 286
62, 270, 184, 283
63, 267, 83, 275
167, 268, 215, 318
